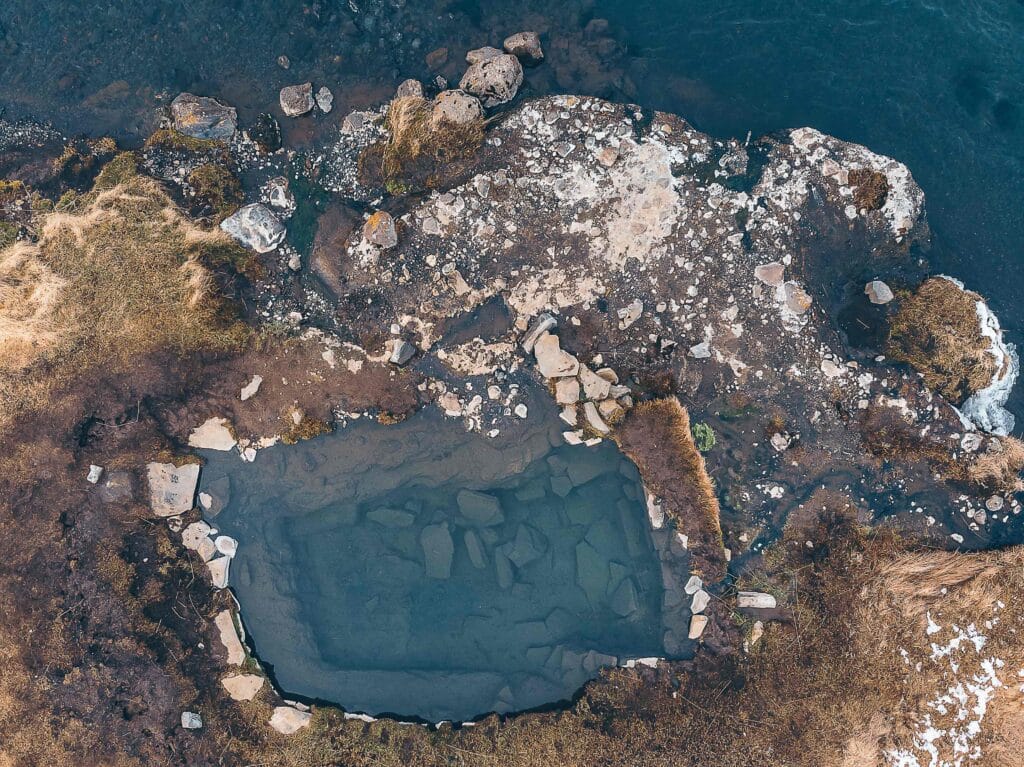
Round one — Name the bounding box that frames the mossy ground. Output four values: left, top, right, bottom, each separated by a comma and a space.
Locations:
187, 163, 244, 220
143, 128, 222, 154
373, 96, 485, 191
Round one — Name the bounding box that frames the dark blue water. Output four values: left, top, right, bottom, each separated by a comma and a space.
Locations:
2, 0, 1021, 410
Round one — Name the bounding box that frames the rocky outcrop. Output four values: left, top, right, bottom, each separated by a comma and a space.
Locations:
296, 92, 1011, 547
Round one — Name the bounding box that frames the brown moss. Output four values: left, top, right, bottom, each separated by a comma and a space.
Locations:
280, 413, 332, 445
187, 163, 243, 220
614, 397, 727, 581
887, 277, 995, 404
859, 402, 959, 475
848, 167, 889, 211
0, 179, 27, 205
377, 96, 484, 191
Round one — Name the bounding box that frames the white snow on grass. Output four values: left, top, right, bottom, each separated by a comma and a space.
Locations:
887, 608, 1006, 767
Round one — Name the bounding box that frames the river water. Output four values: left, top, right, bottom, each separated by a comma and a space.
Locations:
2, 3, 1020, 404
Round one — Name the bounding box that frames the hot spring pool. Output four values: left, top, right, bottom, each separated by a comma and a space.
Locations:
199, 406, 681, 722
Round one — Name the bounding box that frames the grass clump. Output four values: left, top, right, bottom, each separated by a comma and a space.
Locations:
0, 222, 17, 249
967, 436, 1024, 493
144, 128, 221, 153
52, 137, 118, 187
615, 397, 726, 580
0, 156, 251, 432
280, 411, 332, 445
887, 277, 995, 404
187, 163, 243, 219
378, 95, 484, 191
848, 167, 889, 210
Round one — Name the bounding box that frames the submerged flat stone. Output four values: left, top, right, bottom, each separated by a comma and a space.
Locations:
420, 523, 455, 579
456, 489, 504, 525
367, 507, 416, 527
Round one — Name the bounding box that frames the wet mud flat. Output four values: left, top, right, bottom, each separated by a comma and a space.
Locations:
200, 405, 687, 722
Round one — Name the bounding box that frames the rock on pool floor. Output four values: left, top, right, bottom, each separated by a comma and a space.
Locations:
199, 407, 668, 722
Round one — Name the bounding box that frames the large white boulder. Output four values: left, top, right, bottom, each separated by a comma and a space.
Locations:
459, 53, 523, 108
220, 204, 286, 253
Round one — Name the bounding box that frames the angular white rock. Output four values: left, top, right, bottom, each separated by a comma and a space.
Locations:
240, 375, 263, 401
864, 279, 894, 305
220, 204, 286, 253
215, 610, 245, 665
688, 614, 709, 640
181, 711, 203, 730
737, 591, 777, 609
534, 332, 580, 378
147, 462, 200, 517
221, 674, 264, 701
207, 556, 230, 589
188, 417, 236, 451
691, 589, 711, 614
215, 535, 238, 558
583, 401, 611, 435
269, 706, 312, 735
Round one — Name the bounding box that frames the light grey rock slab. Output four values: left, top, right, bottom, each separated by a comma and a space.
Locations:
420, 523, 454, 579
170, 93, 237, 140
147, 462, 199, 517
220, 204, 286, 253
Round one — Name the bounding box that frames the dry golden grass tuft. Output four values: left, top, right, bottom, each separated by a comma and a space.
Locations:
887, 277, 997, 404
615, 397, 726, 580
379, 95, 484, 191
0, 155, 250, 432
967, 436, 1024, 493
